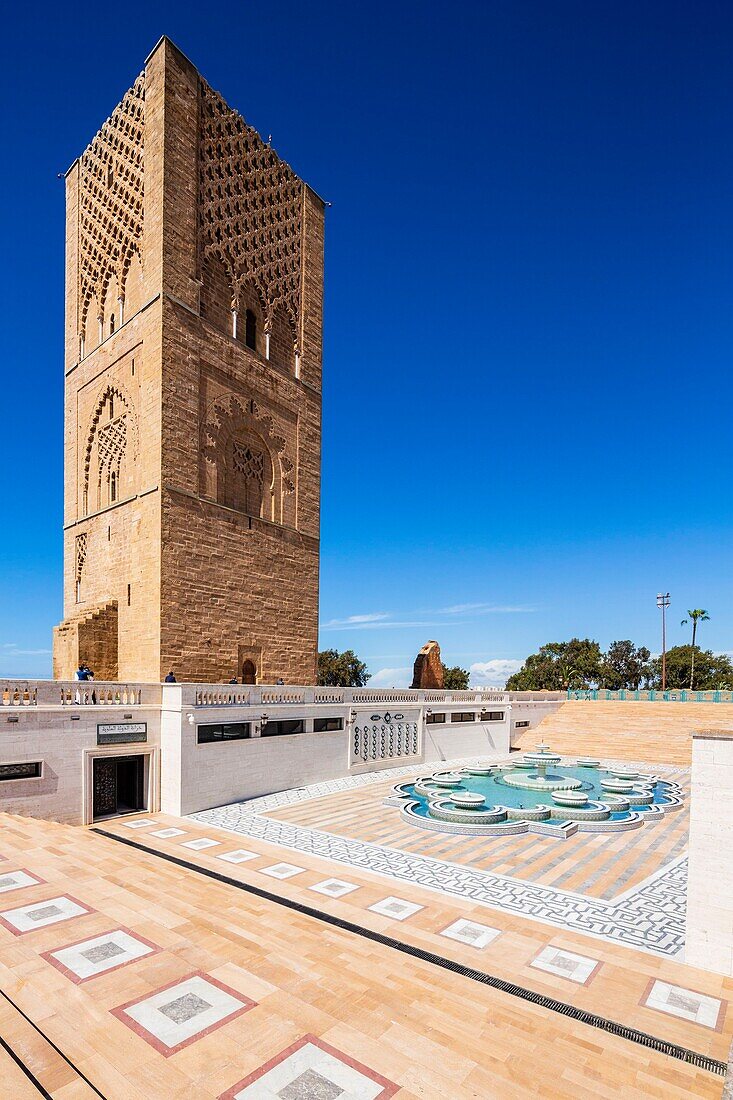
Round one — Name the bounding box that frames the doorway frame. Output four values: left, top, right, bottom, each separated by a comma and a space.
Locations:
83, 746, 158, 825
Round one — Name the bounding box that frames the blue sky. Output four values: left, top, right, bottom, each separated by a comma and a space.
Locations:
1, 1, 732, 685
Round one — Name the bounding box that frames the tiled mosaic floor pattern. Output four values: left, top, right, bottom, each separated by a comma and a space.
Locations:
0, 810, 730, 1097
191, 759, 689, 957
264, 760, 691, 901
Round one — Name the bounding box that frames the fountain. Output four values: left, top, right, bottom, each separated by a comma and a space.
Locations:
391, 742, 685, 839
500, 744, 583, 792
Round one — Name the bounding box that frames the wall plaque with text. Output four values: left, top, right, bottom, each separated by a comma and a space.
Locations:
97, 722, 147, 745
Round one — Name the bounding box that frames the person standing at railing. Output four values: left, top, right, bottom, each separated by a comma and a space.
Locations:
164, 671, 177, 683
84, 665, 97, 704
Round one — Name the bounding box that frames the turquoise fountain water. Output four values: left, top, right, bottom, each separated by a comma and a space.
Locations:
392, 744, 683, 837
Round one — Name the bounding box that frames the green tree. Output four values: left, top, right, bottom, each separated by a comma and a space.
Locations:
680, 609, 710, 690
317, 649, 370, 687
599, 640, 651, 689
506, 639, 603, 691
442, 664, 470, 690
647, 645, 733, 690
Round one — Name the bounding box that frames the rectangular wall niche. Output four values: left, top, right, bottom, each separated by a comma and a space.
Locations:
0, 762, 43, 781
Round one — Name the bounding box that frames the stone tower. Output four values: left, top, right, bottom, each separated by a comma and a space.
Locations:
53, 38, 324, 685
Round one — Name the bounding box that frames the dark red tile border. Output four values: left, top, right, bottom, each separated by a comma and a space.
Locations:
437, 918, 503, 949
529, 946, 603, 987
639, 977, 728, 1032
40, 925, 162, 985
218, 1033, 399, 1099
0, 894, 94, 936
110, 970, 257, 1057
0, 868, 46, 894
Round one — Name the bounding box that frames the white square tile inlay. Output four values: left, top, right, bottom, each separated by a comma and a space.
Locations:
46, 929, 156, 982
112, 973, 255, 1056
217, 849, 259, 864
368, 896, 423, 921
0, 870, 43, 895
260, 863, 304, 880
530, 946, 599, 985
440, 918, 501, 949
219, 1034, 397, 1099
644, 980, 723, 1029
120, 819, 159, 829
181, 838, 220, 851
0, 896, 91, 934
151, 828, 185, 839
309, 879, 360, 899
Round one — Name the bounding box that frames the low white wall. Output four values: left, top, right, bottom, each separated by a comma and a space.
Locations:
686, 731, 733, 976
164, 703, 512, 816
423, 720, 509, 762
174, 724, 352, 816
0, 705, 161, 824
509, 699, 564, 745
0, 682, 518, 823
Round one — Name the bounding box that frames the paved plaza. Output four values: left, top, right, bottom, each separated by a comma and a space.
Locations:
192, 756, 689, 957
0, 755, 729, 1098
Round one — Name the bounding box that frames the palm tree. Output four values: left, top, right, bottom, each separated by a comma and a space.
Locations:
680, 609, 710, 690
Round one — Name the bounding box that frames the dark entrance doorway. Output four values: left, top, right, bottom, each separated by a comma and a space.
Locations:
241, 659, 257, 684
92, 755, 145, 820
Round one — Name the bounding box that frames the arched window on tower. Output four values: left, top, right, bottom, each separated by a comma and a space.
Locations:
109, 312, 116, 335
242, 659, 257, 684
245, 309, 257, 351
110, 471, 117, 503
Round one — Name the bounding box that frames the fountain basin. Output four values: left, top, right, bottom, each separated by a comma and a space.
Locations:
601, 794, 631, 811
551, 790, 589, 806
601, 778, 634, 793
612, 769, 639, 781
451, 791, 486, 809
523, 752, 562, 767
576, 758, 600, 768
628, 788, 654, 806
413, 778, 446, 798
431, 772, 464, 788
427, 799, 507, 826
501, 770, 583, 792
549, 801, 610, 821
505, 805, 552, 821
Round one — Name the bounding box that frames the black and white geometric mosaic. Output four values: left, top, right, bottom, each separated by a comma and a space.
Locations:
190, 758, 688, 958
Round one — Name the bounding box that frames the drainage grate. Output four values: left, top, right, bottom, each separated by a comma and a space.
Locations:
94, 828, 727, 1078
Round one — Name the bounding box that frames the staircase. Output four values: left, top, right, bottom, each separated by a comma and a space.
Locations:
53, 600, 118, 680
513, 699, 733, 765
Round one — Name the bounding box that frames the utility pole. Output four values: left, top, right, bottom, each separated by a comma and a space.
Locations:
657, 592, 670, 690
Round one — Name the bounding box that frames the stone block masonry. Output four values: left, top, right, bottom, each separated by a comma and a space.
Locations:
54, 37, 324, 684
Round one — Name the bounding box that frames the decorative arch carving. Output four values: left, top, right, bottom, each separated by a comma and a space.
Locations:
198, 80, 303, 347
82, 383, 139, 514
200, 392, 295, 524
79, 72, 144, 342
121, 245, 144, 319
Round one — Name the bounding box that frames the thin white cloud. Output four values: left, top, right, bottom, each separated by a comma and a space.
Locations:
321, 619, 435, 631
469, 659, 523, 688
0, 643, 52, 656
319, 612, 390, 628
438, 603, 535, 615
320, 604, 535, 631
368, 666, 412, 688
